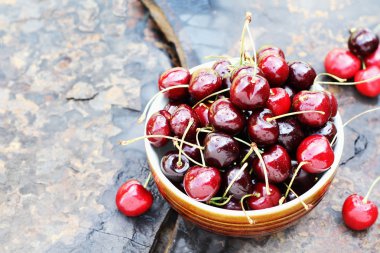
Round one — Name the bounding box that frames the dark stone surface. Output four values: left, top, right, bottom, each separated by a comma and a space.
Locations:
143, 0, 380, 252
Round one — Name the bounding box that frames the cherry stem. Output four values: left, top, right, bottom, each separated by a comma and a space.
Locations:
252, 144, 270, 195
244, 13, 258, 76
314, 73, 346, 84
177, 119, 194, 167
239, 12, 252, 65
241, 146, 254, 165
282, 183, 311, 211
119, 135, 204, 150
204, 55, 232, 60
331, 107, 380, 146
208, 195, 233, 206
233, 136, 252, 148
196, 128, 206, 166
222, 162, 248, 198
240, 193, 260, 224
192, 88, 230, 109
266, 111, 325, 122
280, 161, 309, 204
137, 84, 189, 123
173, 140, 204, 167
363, 176, 380, 203
314, 73, 380, 86
143, 172, 152, 188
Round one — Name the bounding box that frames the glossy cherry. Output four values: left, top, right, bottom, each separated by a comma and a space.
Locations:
252, 144, 291, 183
223, 165, 254, 199
212, 59, 232, 87
193, 102, 210, 127
257, 45, 285, 62
324, 91, 338, 117
266, 88, 291, 116
230, 73, 270, 110
247, 182, 282, 210
247, 108, 279, 146
309, 121, 337, 143
292, 91, 332, 127
296, 135, 334, 174
182, 143, 201, 162
348, 28, 379, 57
115, 179, 153, 217
286, 61, 316, 90
146, 110, 172, 147
208, 98, 246, 135
342, 194, 378, 231
158, 67, 190, 100
189, 68, 222, 101
161, 151, 190, 182
354, 65, 380, 97
258, 55, 289, 87
324, 48, 361, 79
277, 117, 305, 154
183, 166, 221, 202
170, 104, 199, 140
364, 46, 380, 68
230, 65, 264, 83
164, 101, 182, 116
203, 132, 240, 168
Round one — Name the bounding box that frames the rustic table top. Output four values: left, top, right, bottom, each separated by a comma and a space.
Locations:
1, 0, 379, 252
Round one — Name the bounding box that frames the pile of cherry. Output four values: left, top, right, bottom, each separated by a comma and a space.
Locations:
116, 22, 380, 232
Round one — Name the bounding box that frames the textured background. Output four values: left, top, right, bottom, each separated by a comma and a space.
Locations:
1, 0, 380, 252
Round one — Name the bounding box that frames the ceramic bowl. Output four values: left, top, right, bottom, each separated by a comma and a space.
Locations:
144, 60, 344, 237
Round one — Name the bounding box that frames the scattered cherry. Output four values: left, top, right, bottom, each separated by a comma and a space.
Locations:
324, 48, 361, 79
364, 46, 380, 68
348, 28, 379, 58
354, 65, 380, 97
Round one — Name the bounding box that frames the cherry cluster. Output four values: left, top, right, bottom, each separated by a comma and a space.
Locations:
146, 45, 338, 214
325, 27, 380, 97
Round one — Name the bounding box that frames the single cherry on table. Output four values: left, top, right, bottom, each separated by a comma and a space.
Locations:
324, 48, 361, 79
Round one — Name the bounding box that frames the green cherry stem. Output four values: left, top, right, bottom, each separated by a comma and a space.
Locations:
208, 195, 233, 206
253, 143, 270, 195
173, 140, 204, 167
314, 72, 380, 86
363, 176, 380, 204
120, 135, 204, 150
280, 161, 309, 204
222, 162, 248, 198
283, 183, 311, 211
143, 172, 152, 188
266, 110, 325, 122
239, 12, 252, 65
196, 128, 206, 166
177, 119, 195, 167
241, 146, 254, 165
240, 193, 261, 224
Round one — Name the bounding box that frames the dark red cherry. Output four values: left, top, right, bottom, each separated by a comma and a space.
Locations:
189, 68, 222, 101
348, 28, 379, 57
115, 179, 153, 217
247, 182, 281, 210
230, 65, 264, 83
158, 67, 190, 100
208, 98, 246, 135
309, 121, 337, 143
324, 91, 338, 117
342, 194, 378, 231
193, 102, 210, 127
183, 166, 221, 202
286, 61, 316, 91
258, 55, 289, 87
203, 132, 240, 168
287, 160, 316, 195
182, 143, 201, 162
257, 45, 285, 62
212, 59, 232, 88
164, 101, 182, 116
364, 46, 380, 68
223, 165, 254, 199
292, 91, 332, 127
277, 117, 305, 154
252, 145, 291, 183
266, 88, 291, 116
324, 48, 361, 79
247, 108, 279, 147
146, 110, 171, 147
354, 65, 380, 97
161, 151, 190, 182
223, 198, 243, 210
170, 105, 199, 140
296, 135, 334, 174
230, 74, 270, 110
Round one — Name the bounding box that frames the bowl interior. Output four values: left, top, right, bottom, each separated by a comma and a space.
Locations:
144, 59, 344, 218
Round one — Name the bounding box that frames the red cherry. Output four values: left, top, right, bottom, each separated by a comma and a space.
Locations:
115, 179, 153, 217
247, 182, 281, 210
324, 91, 338, 117
193, 102, 210, 127
258, 55, 289, 87
257, 45, 285, 62
296, 135, 334, 174
189, 68, 222, 101
208, 98, 246, 135
354, 65, 380, 97
324, 48, 361, 79
265, 88, 291, 116
170, 105, 199, 140
158, 67, 190, 100
146, 110, 171, 147
164, 101, 182, 116
230, 65, 264, 83
252, 144, 291, 183
342, 194, 378, 231
292, 91, 332, 127
230, 74, 270, 110
183, 166, 221, 202
364, 46, 380, 68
